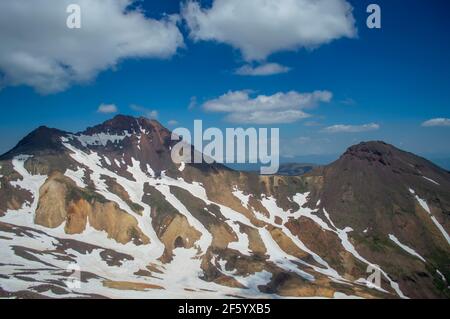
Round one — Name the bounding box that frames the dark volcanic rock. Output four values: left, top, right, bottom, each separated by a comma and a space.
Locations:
307, 141, 450, 298
0, 126, 67, 159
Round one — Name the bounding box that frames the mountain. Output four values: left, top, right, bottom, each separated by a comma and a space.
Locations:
277, 163, 317, 176
0, 116, 448, 299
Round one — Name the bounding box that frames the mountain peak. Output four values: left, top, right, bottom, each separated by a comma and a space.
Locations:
0, 125, 67, 159
341, 141, 400, 165
82, 114, 166, 136
345, 141, 392, 155
333, 140, 448, 178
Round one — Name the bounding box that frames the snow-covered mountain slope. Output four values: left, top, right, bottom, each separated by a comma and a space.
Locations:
0, 116, 448, 298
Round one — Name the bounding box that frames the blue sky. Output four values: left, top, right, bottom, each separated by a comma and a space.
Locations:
0, 0, 449, 167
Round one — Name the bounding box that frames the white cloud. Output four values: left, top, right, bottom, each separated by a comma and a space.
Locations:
421, 118, 450, 127
235, 63, 291, 76
97, 103, 118, 114
182, 0, 356, 61
304, 121, 322, 127
0, 0, 184, 94
203, 90, 332, 124
226, 110, 309, 125
322, 123, 380, 133
168, 120, 179, 126
130, 104, 158, 119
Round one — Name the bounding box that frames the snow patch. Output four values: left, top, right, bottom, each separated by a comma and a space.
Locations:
410, 189, 450, 245
333, 292, 363, 299
64, 167, 86, 188
232, 187, 251, 209
61, 142, 165, 261
320, 208, 408, 298
156, 184, 212, 253
436, 270, 446, 283
104, 156, 111, 166
258, 227, 315, 281
422, 176, 440, 185
2, 155, 48, 225
67, 132, 130, 147
389, 234, 426, 262
146, 164, 155, 177
254, 193, 343, 281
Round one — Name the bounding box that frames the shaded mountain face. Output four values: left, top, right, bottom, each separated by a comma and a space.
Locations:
0, 118, 448, 299
306, 141, 450, 298
0, 126, 67, 159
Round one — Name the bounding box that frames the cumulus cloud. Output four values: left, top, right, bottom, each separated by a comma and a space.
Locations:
235, 63, 291, 76
203, 90, 332, 124
182, 0, 356, 61
168, 120, 179, 126
0, 0, 184, 94
322, 123, 380, 133
130, 104, 158, 119
97, 103, 118, 114
421, 118, 450, 127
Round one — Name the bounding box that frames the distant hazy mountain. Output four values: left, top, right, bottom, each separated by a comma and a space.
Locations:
277, 163, 317, 176
0, 116, 448, 299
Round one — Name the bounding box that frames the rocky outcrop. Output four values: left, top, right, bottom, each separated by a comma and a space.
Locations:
35, 173, 149, 245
